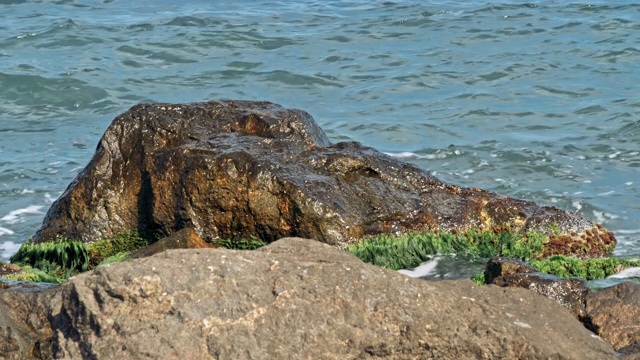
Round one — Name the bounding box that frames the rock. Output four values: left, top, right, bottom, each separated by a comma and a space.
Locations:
45, 238, 613, 358
0, 238, 617, 358
617, 340, 640, 359
484, 256, 539, 284
128, 227, 215, 259
585, 281, 640, 351
0, 262, 22, 277
33, 100, 615, 255
490, 272, 590, 319
0, 284, 59, 360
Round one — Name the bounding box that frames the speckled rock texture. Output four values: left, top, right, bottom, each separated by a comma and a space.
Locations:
47, 238, 614, 359
32, 101, 614, 257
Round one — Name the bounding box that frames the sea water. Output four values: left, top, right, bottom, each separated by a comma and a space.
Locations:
1, 1, 639, 282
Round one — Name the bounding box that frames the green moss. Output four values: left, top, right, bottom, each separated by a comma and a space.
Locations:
9, 236, 89, 280
86, 230, 155, 265
210, 236, 267, 250
3, 265, 65, 284
530, 255, 640, 280
345, 229, 547, 271
98, 251, 131, 266
8, 230, 156, 282
471, 272, 485, 286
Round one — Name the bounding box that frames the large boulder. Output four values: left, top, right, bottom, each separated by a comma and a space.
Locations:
33, 101, 615, 254
0, 238, 613, 359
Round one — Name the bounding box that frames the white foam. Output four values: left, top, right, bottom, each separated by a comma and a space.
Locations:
0, 241, 21, 259
616, 229, 640, 235
572, 200, 582, 211
45, 193, 58, 203
19, 189, 35, 194
384, 152, 436, 160
398, 257, 440, 278
608, 267, 640, 279
0, 227, 14, 236
0, 205, 44, 224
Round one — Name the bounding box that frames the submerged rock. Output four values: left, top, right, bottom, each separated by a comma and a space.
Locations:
0, 237, 613, 359
33, 100, 615, 255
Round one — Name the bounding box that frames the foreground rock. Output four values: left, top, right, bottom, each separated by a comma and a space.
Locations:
1, 238, 616, 359
33, 101, 614, 256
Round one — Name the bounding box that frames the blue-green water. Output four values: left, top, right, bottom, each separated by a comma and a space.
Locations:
1, 1, 639, 282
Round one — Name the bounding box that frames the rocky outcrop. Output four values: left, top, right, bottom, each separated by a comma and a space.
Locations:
585, 281, 640, 351
33, 100, 614, 255
0, 238, 616, 359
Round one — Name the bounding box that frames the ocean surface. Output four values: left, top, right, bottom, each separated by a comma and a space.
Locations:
1, 0, 639, 279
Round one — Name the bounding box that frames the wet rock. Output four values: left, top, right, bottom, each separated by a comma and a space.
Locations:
485, 257, 590, 319
585, 281, 640, 351
49, 238, 613, 359
33, 100, 615, 254
617, 340, 640, 359
490, 271, 590, 319
128, 227, 215, 259
484, 256, 539, 284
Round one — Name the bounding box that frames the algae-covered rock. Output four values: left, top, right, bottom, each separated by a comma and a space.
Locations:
32, 100, 614, 255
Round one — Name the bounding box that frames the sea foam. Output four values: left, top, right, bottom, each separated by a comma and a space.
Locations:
0, 205, 44, 224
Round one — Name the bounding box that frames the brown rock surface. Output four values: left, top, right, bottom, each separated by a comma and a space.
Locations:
0, 238, 617, 359
128, 227, 215, 259
585, 281, 640, 351
50, 238, 613, 359
484, 256, 539, 283
0, 284, 59, 360
32, 101, 614, 256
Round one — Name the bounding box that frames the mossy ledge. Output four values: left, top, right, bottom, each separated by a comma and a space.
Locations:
5, 231, 268, 283
344, 228, 636, 283
3, 226, 627, 284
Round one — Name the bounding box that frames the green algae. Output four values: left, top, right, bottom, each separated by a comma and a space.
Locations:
6, 231, 267, 283
209, 236, 267, 250
344, 229, 546, 271
530, 255, 640, 280
9, 237, 90, 282
86, 230, 156, 266
8, 231, 155, 283
6, 227, 635, 285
